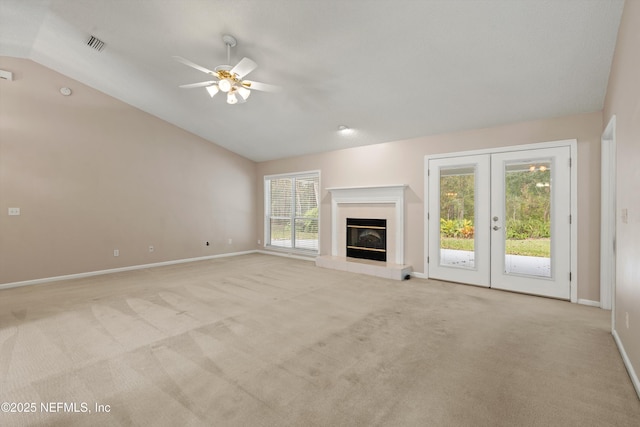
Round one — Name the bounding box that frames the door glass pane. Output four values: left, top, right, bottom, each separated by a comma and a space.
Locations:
504, 160, 551, 277
439, 166, 476, 269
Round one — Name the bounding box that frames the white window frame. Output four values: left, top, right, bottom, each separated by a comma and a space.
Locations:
264, 170, 321, 254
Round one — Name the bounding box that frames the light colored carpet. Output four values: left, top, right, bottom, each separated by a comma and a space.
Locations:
0, 253, 638, 426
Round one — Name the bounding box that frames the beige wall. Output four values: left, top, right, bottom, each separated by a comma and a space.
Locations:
0, 57, 607, 305
257, 111, 603, 302
0, 57, 257, 285
603, 0, 640, 392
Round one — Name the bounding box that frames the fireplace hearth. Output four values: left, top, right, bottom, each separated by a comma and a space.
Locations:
346, 218, 387, 262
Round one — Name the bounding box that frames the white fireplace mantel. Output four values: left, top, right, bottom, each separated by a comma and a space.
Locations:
327, 185, 407, 265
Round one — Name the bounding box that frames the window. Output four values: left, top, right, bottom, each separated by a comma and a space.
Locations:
265, 171, 320, 253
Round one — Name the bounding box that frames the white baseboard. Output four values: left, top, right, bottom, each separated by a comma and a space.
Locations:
0, 250, 393, 290
612, 329, 640, 400
410, 272, 428, 279
0, 250, 257, 290
577, 299, 601, 308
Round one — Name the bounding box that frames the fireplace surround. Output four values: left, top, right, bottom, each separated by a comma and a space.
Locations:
327, 185, 406, 265
316, 185, 412, 280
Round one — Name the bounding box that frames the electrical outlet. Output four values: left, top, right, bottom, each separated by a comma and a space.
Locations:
149, 245, 154, 253
258, 239, 261, 245
626, 312, 629, 329
113, 249, 119, 257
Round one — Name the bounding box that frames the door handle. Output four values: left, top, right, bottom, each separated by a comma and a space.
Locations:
493, 225, 501, 231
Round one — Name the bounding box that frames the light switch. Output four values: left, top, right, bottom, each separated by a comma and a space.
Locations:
8, 207, 20, 216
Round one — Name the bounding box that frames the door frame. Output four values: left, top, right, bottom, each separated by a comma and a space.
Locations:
424, 139, 578, 302
600, 115, 616, 315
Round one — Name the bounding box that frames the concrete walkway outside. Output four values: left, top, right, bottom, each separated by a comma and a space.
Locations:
441, 249, 551, 277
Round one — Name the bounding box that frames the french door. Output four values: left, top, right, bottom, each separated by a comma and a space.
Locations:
427, 146, 572, 299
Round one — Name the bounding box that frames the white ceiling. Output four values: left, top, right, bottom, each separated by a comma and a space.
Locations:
0, 0, 624, 162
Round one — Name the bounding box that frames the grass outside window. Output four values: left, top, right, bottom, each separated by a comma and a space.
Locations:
441, 237, 551, 258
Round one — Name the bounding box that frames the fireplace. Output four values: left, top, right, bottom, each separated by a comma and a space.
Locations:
346, 218, 387, 262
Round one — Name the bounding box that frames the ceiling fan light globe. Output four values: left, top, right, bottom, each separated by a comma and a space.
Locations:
227, 92, 238, 104
218, 78, 233, 92
236, 86, 251, 101
205, 85, 219, 97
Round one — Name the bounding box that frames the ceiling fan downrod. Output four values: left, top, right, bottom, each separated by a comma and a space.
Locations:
222, 34, 237, 67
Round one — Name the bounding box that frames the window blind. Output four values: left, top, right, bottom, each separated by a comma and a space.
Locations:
265, 172, 319, 252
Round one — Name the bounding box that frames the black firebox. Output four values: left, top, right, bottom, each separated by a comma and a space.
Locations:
346, 218, 387, 262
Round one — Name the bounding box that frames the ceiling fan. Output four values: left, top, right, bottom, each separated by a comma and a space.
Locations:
173, 34, 279, 104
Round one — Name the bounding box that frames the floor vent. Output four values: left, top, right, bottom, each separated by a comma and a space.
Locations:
87, 35, 105, 52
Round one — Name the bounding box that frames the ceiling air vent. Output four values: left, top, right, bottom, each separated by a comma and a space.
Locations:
87, 35, 105, 52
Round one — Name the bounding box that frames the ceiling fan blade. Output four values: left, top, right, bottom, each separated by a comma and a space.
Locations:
231, 57, 257, 79
243, 80, 281, 93
172, 56, 215, 75
179, 81, 216, 89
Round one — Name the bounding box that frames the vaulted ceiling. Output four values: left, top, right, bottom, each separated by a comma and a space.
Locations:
0, 0, 625, 161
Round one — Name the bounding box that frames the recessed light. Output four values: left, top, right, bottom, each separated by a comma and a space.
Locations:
338, 125, 355, 136
337, 125, 355, 136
